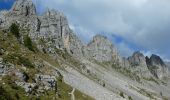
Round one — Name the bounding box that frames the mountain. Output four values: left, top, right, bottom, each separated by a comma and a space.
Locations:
0, 0, 170, 100
146, 54, 169, 79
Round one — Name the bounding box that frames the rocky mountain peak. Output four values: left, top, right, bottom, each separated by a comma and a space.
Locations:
85, 34, 119, 62
146, 54, 169, 78
10, 0, 36, 16
150, 54, 165, 66
128, 51, 147, 66
126, 51, 152, 78
91, 34, 107, 42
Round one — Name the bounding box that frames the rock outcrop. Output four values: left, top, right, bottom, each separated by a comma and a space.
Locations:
146, 54, 169, 79
0, 58, 14, 75
128, 51, 147, 67
0, 0, 39, 43
39, 9, 83, 57
127, 51, 152, 78
0, 0, 83, 58
84, 35, 119, 62
35, 74, 56, 90
126, 52, 169, 79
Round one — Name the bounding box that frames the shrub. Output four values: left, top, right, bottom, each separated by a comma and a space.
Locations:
0, 86, 13, 100
10, 23, 20, 38
24, 35, 34, 51
119, 92, 124, 98
18, 56, 34, 68
3, 53, 34, 68
2, 53, 19, 64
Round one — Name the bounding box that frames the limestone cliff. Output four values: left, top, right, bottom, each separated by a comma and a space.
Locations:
84, 35, 119, 62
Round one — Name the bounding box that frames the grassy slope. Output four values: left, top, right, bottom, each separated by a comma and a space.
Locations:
0, 31, 93, 100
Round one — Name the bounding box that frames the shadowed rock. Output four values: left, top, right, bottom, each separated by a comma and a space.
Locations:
146, 54, 169, 79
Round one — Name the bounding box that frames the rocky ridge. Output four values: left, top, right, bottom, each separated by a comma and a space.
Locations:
0, 0, 170, 100
120, 51, 169, 79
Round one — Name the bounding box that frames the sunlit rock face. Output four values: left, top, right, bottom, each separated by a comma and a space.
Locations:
0, 0, 39, 41
39, 9, 83, 57
84, 35, 119, 62
0, 0, 84, 58
146, 54, 169, 79
10, 0, 36, 16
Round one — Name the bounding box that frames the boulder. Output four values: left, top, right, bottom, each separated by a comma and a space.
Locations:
35, 74, 56, 90
15, 71, 29, 82
15, 81, 36, 93
0, 58, 14, 75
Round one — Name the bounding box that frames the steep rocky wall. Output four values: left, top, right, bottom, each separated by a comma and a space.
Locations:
84, 35, 119, 62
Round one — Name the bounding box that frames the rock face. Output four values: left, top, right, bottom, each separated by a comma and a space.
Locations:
127, 51, 152, 78
120, 57, 130, 68
39, 10, 69, 49
0, 0, 83, 58
39, 10, 83, 57
0, 58, 14, 75
10, 0, 36, 16
84, 35, 118, 62
120, 52, 169, 79
15, 82, 36, 93
128, 51, 147, 67
0, 0, 39, 43
146, 54, 169, 78
35, 74, 56, 90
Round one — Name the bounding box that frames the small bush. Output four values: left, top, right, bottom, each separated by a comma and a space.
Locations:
10, 23, 20, 38
2, 53, 19, 64
120, 92, 124, 98
0, 86, 13, 100
24, 35, 34, 51
18, 56, 34, 68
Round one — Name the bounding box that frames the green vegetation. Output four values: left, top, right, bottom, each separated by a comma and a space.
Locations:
0, 75, 34, 100
57, 78, 93, 100
24, 35, 35, 52
136, 87, 155, 99
55, 48, 81, 68
10, 23, 20, 38
119, 91, 124, 98
143, 77, 159, 85
0, 27, 93, 100
3, 53, 34, 68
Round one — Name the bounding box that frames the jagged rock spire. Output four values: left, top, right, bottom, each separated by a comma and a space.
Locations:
10, 0, 36, 16
84, 34, 119, 62
146, 54, 169, 78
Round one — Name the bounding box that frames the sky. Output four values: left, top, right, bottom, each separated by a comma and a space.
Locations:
0, 0, 170, 61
